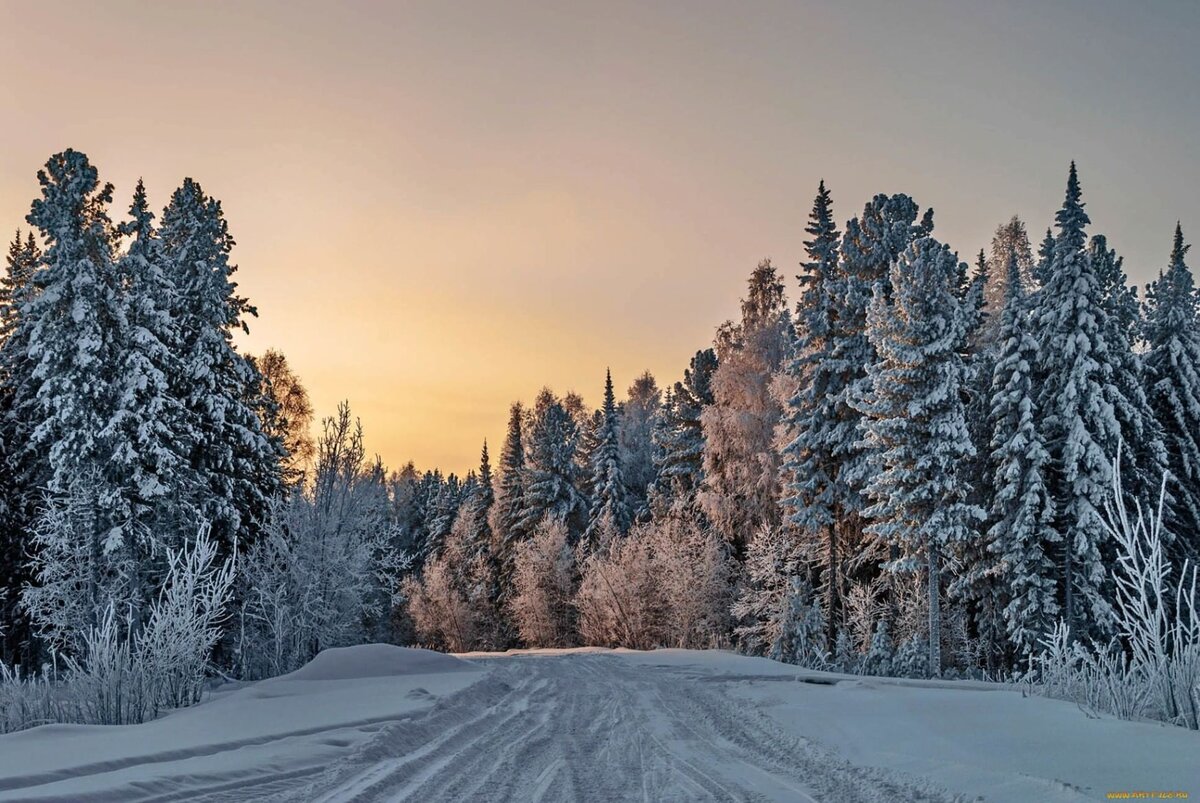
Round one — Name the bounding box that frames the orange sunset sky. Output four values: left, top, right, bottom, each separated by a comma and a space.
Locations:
2, 0, 1197, 476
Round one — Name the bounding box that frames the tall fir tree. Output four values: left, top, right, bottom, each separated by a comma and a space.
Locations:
1089, 234, 1167, 511
489, 402, 529, 605
987, 252, 1058, 658
0, 230, 40, 664
652, 348, 717, 507
1031, 163, 1120, 640
779, 180, 848, 647
1144, 224, 1200, 565
617, 371, 661, 520
831, 194, 934, 531
585, 369, 630, 543
517, 389, 586, 540
108, 180, 195, 576
20, 150, 131, 632
471, 440, 495, 556
858, 236, 983, 676
159, 178, 281, 552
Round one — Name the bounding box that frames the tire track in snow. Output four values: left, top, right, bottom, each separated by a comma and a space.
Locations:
278, 653, 964, 802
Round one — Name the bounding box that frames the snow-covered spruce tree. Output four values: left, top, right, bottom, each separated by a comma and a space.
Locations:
466, 440, 495, 564
488, 402, 529, 615
584, 369, 631, 544
779, 180, 847, 649
986, 252, 1059, 659
1034, 226, 1056, 286
1143, 224, 1200, 566
699, 260, 792, 555
20, 151, 132, 633
238, 402, 398, 678
949, 246, 1005, 668
823, 194, 935, 587
1031, 163, 1121, 641
517, 389, 587, 541
107, 181, 197, 602
617, 370, 661, 520
0, 229, 40, 665
1137, 224, 1200, 564
651, 348, 717, 508
388, 462, 428, 563
423, 471, 462, 562
839, 193, 936, 451
857, 236, 984, 677
1090, 234, 1168, 516
159, 178, 282, 553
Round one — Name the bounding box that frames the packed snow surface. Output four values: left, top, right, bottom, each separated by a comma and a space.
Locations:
0, 646, 1197, 801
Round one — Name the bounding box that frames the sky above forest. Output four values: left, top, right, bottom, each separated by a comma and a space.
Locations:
1, 0, 1198, 475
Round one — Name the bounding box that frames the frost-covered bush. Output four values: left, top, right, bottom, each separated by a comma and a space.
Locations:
1102, 464, 1200, 728
770, 577, 828, 669
136, 526, 237, 709
574, 516, 731, 650
576, 531, 662, 649
844, 577, 887, 654
651, 515, 732, 649
403, 556, 480, 652
1030, 459, 1200, 729
731, 525, 805, 656
1, 527, 236, 732
510, 518, 577, 647
861, 619, 894, 676
236, 403, 400, 679
893, 635, 929, 679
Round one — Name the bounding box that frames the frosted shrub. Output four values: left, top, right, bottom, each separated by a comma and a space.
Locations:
0, 527, 236, 731
731, 525, 805, 656
510, 518, 577, 647
236, 404, 399, 679
845, 577, 887, 654
136, 526, 237, 709
576, 528, 664, 649
403, 556, 480, 652
575, 516, 731, 650
1101, 458, 1200, 728
0, 662, 67, 734
1031, 457, 1200, 729
770, 577, 828, 669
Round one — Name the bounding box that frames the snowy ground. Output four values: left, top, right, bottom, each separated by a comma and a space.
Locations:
0, 646, 1196, 802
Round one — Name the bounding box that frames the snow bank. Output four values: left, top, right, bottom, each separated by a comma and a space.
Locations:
0, 645, 484, 802
283, 644, 475, 681
612, 649, 1200, 802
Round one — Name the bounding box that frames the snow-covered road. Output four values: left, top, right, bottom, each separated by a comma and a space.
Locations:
291, 652, 950, 803
2, 645, 1198, 802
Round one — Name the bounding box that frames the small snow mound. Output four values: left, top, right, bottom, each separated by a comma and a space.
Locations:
283, 644, 477, 681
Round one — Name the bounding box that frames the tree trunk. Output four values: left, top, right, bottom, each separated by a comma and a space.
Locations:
824, 519, 839, 650
1063, 529, 1074, 643
928, 542, 941, 677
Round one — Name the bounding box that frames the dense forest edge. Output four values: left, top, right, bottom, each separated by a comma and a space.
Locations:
1, 151, 1197, 733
